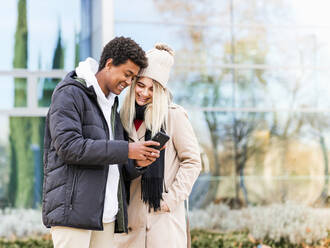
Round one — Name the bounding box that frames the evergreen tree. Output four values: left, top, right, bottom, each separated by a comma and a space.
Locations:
74, 29, 80, 67
13, 0, 27, 106
39, 26, 64, 107
9, 0, 35, 208
9, 0, 45, 208
52, 28, 64, 69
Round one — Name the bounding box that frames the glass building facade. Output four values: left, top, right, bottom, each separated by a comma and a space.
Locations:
0, 0, 80, 208
0, 0, 329, 210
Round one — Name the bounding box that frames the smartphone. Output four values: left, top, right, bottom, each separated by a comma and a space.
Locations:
150, 131, 170, 150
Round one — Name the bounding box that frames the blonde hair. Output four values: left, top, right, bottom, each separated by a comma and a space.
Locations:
120, 78, 172, 137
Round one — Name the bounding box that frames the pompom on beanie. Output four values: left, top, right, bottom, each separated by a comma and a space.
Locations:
139, 43, 174, 88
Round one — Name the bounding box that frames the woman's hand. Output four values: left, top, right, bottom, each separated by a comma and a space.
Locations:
135, 157, 156, 167
161, 201, 170, 212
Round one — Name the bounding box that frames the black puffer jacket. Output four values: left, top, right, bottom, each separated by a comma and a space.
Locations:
42, 71, 139, 232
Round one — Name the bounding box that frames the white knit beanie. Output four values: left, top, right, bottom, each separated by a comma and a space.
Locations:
139, 43, 175, 88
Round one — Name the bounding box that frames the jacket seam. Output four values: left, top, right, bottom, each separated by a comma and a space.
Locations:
45, 183, 66, 195
46, 203, 65, 217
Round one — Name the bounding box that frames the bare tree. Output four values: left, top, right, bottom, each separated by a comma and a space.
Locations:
152, 0, 302, 207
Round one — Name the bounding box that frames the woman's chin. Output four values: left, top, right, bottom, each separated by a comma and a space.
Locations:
136, 100, 149, 106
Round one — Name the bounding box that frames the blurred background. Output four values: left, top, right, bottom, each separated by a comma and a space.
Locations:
0, 1, 330, 244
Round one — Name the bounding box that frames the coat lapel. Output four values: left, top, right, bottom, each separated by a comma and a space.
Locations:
128, 126, 138, 142
137, 122, 146, 141
128, 121, 146, 142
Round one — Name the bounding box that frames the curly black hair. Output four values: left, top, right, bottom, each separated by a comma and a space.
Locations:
98, 36, 148, 71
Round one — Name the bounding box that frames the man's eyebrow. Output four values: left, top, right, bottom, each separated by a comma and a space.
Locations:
126, 70, 134, 75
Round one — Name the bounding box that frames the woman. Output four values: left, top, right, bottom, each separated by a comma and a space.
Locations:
115, 43, 201, 248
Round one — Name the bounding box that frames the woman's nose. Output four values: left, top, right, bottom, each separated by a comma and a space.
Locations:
141, 88, 149, 96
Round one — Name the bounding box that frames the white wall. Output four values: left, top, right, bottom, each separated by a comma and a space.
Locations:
91, 0, 114, 60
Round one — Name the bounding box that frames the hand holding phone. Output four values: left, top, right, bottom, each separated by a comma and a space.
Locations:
150, 131, 170, 150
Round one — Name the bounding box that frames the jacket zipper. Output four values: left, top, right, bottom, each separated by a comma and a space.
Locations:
69, 171, 78, 210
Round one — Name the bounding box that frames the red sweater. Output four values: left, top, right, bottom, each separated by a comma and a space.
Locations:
134, 119, 143, 131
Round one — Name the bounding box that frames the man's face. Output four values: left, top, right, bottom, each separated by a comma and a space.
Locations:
104, 59, 140, 95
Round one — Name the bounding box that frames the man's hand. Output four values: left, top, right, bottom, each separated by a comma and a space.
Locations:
128, 141, 161, 160
135, 144, 168, 167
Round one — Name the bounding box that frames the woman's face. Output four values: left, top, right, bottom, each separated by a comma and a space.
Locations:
135, 76, 153, 106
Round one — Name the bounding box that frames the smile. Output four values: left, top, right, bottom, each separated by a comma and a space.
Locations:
119, 83, 127, 90
137, 96, 150, 102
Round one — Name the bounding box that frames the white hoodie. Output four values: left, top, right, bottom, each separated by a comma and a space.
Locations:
76, 57, 119, 223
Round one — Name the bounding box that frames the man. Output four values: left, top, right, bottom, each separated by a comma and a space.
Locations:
42, 36, 160, 248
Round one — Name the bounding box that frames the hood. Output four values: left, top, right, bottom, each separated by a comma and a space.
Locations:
55, 57, 100, 96
53, 70, 95, 99
75, 57, 116, 115
75, 57, 99, 88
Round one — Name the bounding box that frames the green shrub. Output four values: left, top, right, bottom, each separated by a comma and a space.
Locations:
190, 203, 330, 244
190, 229, 330, 248
0, 238, 52, 248
0, 230, 328, 248
191, 229, 254, 248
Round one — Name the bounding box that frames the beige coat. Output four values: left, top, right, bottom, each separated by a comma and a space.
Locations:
114, 104, 201, 248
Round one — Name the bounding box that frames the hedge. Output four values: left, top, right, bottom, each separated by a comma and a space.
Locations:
190, 229, 330, 248
0, 230, 329, 248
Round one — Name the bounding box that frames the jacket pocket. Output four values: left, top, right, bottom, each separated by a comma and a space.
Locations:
69, 170, 78, 210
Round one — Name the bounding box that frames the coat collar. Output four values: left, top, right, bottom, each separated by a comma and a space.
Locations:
129, 121, 147, 142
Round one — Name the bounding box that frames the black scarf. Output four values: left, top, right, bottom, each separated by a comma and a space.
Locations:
135, 103, 165, 212
135, 102, 146, 120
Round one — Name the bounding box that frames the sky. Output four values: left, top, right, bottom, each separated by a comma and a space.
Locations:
292, 0, 330, 27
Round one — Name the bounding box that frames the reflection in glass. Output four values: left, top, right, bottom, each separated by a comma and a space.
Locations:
187, 110, 330, 209
13, 78, 27, 107
170, 69, 234, 108
38, 78, 61, 107
1, 116, 45, 208
0, 77, 15, 109
235, 69, 330, 109
0, 116, 9, 208
170, 66, 330, 109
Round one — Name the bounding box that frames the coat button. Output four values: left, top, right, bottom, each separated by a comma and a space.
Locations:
128, 227, 132, 232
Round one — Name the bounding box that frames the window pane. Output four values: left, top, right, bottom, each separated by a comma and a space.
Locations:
187, 109, 330, 208
235, 69, 330, 109
0, 115, 45, 208
13, 78, 27, 107
38, 78, 61, 107
0, 77, 15, 109
0, 0, 80, 71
